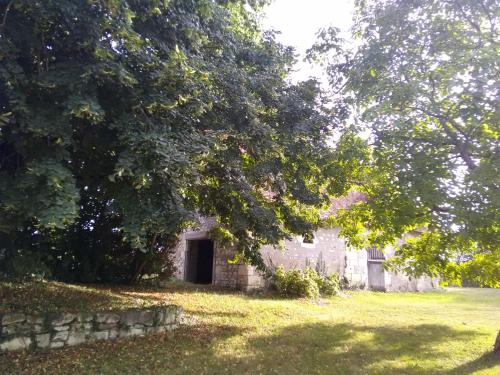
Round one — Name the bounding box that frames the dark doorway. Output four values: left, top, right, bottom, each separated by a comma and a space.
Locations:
185, 239, 214, 284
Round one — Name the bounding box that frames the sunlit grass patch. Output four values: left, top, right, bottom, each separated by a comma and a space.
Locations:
0, 282, 499, 374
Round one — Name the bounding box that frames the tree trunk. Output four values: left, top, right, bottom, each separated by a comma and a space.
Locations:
494, 330, 500, 356
130, 233, 158, 284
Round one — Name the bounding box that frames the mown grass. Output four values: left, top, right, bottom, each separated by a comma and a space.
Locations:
0, 282, 499, 374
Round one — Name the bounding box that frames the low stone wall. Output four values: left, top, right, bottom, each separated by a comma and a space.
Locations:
0, 304, 183, 352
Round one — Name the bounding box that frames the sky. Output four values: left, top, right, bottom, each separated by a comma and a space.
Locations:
261, 0, 355, 82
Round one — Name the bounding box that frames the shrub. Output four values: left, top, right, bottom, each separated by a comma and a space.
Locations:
319, 273, 340, 296
273, 266, 320, 298
272, 266, 341, 298
1, 248, 52, 281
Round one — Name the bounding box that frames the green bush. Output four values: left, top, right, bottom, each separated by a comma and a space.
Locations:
319, 273, 341, 296
1, 249, 52, 281
273, 266, 320, 298
273, 266, 340, 298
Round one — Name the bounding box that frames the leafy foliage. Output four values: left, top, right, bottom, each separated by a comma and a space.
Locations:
0, 0, 339, 281
272, 266, 340, 298
310, 0, 499, 286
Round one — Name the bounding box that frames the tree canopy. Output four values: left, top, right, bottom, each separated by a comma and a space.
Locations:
1, 0, 498, 287
0, 0, 339, 281
310, 0, 499, 286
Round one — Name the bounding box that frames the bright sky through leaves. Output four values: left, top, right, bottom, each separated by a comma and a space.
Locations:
262, 0, 354, 82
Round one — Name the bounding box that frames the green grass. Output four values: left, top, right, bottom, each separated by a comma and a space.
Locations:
1, 282, 499, 374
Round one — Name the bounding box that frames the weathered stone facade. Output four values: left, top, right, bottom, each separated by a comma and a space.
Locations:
173, 219, 437, 292
0, 305, 183, 352
260, 228, 347, 275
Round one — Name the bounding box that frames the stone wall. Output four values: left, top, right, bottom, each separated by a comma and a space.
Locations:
212, 245, 254, 289
0, 304, 183, 352
260, 228, 347, 276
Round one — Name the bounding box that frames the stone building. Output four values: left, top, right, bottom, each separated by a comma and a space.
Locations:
171, 216, 437, 293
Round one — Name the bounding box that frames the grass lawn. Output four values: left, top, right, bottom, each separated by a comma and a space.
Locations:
0, 282, 499, 374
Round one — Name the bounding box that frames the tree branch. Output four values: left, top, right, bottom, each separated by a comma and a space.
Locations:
0, 0, 14, 32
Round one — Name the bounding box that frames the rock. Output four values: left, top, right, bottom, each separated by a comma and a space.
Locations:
52, 330, 69, 342
27, 316, 44, 325
95, 313, 120, 324
156, 305, 182, 325
120, 309, 154, 327
49, 341, 64, 349
67, 331, 87, 346
52, 313, 77, 326
108, 329, 119, 340
53, 325, 70, 331
33, 324, 48, 334
76, 313, 94, 323
2, 313, 25, 326
77, 313, 94, 323
97, 323, 117, 330
0, 336, 31, 351
70, 322, 92, 331
90, 330, 109, 341
164, 311, 177, 325
119, 327, 145, 338
3, 323, 32, 336
36, 333, 51, 349
118, 328, 132, 338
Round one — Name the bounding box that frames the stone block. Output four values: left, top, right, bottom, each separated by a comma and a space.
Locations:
90, 330, 108, 341
155, 306, 180, 325
130, 327, 146, 336
67, 331, 86, 346
0, 336, 31, 351
120, 327, 145, 338
118, 328, 132, 338
120, 310, 154, 327
53, 325, 70, 332
2, 324, 19, 336
33, 324, 48, 334
238, 266, 251, 276
95, 313, 120, 324
70, 322, 92, 331
52, 313, 77, 326
27, 316, 44, 325
97, 323, 117, 330
77, 313, 94, 323
164, 311, 177, 325
108, 329, 119, 340
36, 333, 51, 349
52, 330, 69, 342
49, 341, 64, 349
2, 313, 25, 326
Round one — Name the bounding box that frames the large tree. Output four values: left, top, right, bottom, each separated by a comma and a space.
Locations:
310, 0, 499, 286
0, 0, 338, 281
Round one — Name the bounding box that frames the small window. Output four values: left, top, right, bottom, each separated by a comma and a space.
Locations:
367, 247, 385, 260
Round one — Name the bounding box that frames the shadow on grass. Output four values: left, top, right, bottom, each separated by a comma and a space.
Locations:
445, 352, 499, 374
1, 320, 496, 374
209, 322, 496, 374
